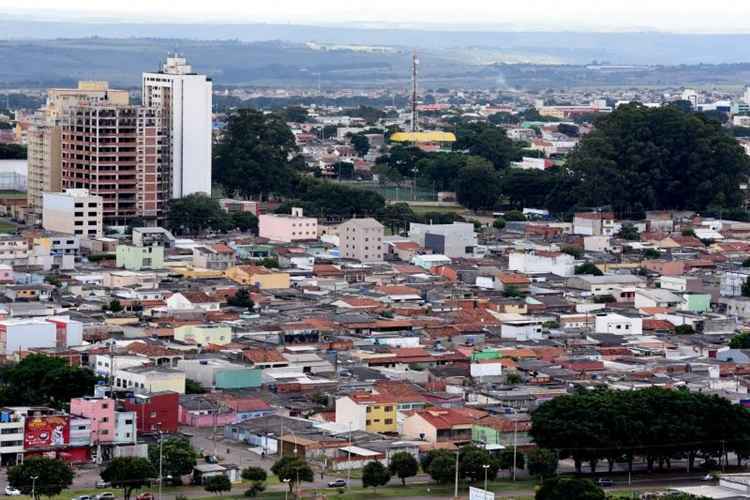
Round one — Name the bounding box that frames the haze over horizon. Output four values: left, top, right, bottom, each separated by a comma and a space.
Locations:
5, 0, 750, 34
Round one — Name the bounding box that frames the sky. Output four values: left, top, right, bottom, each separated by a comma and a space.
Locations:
4, 0, 750, 33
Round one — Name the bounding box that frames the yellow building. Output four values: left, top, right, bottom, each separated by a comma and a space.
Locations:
335, 393, 398, 434
225, 265, 290, 289
174, 324, 232, 347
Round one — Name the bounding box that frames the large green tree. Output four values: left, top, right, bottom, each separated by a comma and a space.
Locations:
362, 461, 391, 491
0, 354, 97, 408
388, 451, 418, 486
459, 446, 499, 484
271, 456, 314, 492
350, 133, 371, 157
549, 104, 750, 215
148, 437, 197, 485
456, 157, 502, 211
204, 475, 232, 495
165, 194, 230, 236
7, 457, 74, 500
213, 108, 299, 200
535, 477, 605, 500
100, 457, 156, 500
426, 453, 456, 484
525, 448, 558, 479
454, 121, 520, 169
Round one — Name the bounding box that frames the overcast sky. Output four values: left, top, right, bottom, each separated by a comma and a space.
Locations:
5, 0, 750, 33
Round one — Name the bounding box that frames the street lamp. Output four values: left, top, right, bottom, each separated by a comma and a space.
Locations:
283, 478, 291, 500
31, 475, 38, 500
157, 423, 164, 500
483, 464, 490, 494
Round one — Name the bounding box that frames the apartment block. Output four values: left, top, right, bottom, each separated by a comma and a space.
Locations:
259, 207, 318, 243
42, 189, 103, 238
339, 217, 384, 263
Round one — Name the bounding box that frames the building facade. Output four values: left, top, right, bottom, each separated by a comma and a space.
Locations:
339, 218, 384, 263
42, 189, 103, 238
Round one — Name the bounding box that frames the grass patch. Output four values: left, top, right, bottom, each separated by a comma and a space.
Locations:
409, 205, 466, 216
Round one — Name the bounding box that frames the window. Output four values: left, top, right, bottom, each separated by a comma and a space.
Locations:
100, 417, 109, 423
366, 420, 371, 426
384, 406, 393, 412
0, 428, 19, 435
101, 430, 109, 435
366, 406, 372, 413
384, 419, 393, 425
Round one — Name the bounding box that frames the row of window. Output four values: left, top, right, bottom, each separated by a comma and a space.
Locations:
366, 419, 393, 426
365, 405, 393, 412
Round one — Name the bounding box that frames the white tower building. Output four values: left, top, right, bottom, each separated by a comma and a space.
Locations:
142, 55, 213, 198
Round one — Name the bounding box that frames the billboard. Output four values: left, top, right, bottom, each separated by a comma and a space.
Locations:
469, 487, 494, 500
24, 415, 70, 449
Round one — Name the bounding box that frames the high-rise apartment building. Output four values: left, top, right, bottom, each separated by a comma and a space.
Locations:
142, 55, 212, 198
27, 82, 129, 221
60, 104, 168, 226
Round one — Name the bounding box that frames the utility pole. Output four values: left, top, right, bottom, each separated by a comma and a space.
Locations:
453, 449, 460, 498
347, 422, 352, 487
512, 418, 518, 481
158, 427, 164, 500
31, 475, 38, 500
483, 463, 490, 494
411, 50, 419, 133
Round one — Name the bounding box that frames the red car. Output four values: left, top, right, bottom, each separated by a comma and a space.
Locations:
136, 493, 154, 500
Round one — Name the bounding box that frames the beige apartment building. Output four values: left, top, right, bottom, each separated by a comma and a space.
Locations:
339, 217, 385, 263
27, 81, 129, 222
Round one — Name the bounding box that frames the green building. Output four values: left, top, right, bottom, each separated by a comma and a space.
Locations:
116, 244, 164, 271
681, 293, 711, 313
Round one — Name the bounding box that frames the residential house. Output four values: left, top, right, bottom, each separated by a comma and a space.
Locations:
339, 218, 385, 263
402, 408, 476, 445
225, 265, 291, 290
192, 244, 236, 270
335, 393, 398, 434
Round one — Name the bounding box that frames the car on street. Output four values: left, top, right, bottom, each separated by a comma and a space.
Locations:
72, 496, 92, 500
95, 480, 111, 489
4, 486, 20, 496
136, 493, 154, 500
327, 479, 347, 488
95, 493, 115, 500
596, 478, 614, 487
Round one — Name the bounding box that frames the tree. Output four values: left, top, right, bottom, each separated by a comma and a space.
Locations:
0, 354, 97, 408
230, 212, 259, 233
503, 210, 526, 221
427, 453, 456, 484
149, 437, 197, 485
388, 451, 418, 485
166, 194, 231, 236
557, 123, 579, 137
617, 223, 640, 241
350, 133, 370, 157
362, 461, 391, 491
454, 121, 520, 170
227, 288, 254, 310
535, 477, 605, 500
108, 299, 123, 313
493, 217, 506, 230
333, 161, 355, 180
241, 466, 267, 482
213, 109, 298, 200
575, 262, 603, 276
7, 457, 74, 500
730, 332, 750, 349
420, 449, 451, 473
561, 246, 583, 259
526, 449, 558, 479
460, 446, 499, 483
643, 248, 662, 259
185, 378, 207, 394
279, 106, 309, 123
743, 278, 750, 298
100, 457, 156, 500
549, 104, 750, 215
204, 475, 232, 495
497, 449, 525, 478
456, 157, 501, 211
0, 144, 26, 160
271, 456, 314, 492
488, 112, 518, 125
674, 324, 696, 335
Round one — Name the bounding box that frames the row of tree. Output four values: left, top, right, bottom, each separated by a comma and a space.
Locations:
531, 387, 750, 474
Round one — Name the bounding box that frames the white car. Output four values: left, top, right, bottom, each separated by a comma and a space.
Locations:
4, 486, 20, 496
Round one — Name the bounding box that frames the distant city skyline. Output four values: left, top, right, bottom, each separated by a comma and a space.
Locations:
6, 0, 750, 34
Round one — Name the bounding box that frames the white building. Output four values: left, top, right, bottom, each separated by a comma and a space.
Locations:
408, 222, 478, 258
258, 207, 318, 243
594, 312, 643, 335
508, 251, 575, 277
339, 218, 385, 263
0, 237, 29, 266
142, 55, 212, 197
42, 189, 103, 238
0, 316, 83, 355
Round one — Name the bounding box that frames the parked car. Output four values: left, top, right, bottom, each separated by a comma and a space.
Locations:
95, 480, 111, 489
72, 496, 92, 500
205, 455, 218, 464
4, 486, 20, 496
95, 493, 115, 500
596, 478, 614, 487
327, 479, 347, 488
136, 493, 154, 500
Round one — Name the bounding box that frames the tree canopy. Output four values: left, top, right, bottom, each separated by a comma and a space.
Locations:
549, 104, 750, 215
7, 457, 74, 500
165, 194, 258, 236
535, 477, 605, 500
455, 157, 502, 211
454, 121, 521, 170
362, 461, 391, 490
148, 437, 197, 485
531, 387, 750, 474
271, 456, 314, 492
0, 354, 97, 408
100, 457, 156, 500
204, 475, 232, 495
387, 451, 418, 486
213, 108, 299, 200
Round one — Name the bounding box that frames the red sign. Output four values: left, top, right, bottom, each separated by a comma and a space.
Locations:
24, 415, 70, 449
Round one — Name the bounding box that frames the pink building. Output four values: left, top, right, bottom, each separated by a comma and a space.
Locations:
642, 260, 685, 277
70, 397, 116, 444
0, 265, 13, 284
258, 207, 318, 243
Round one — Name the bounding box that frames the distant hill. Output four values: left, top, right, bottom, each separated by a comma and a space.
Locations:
3, 19, 750, 66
